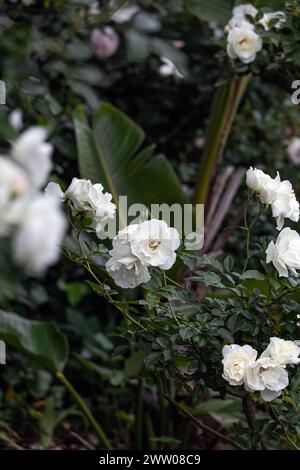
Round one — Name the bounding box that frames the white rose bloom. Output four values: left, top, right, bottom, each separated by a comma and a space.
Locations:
0, 156, 29, 235
227, 27, 262, 64
12, 127, 52, 189
246, 167, 279, 204
63, 178, 116, 233
246, 167, 271, 193
287, 137, 300, 164
258, 11, 286, 31
266, 227, 300, 277
45, 181, 64, 200
246, 168, 299, 229
261, 337, 300, 367
222, 344, 257, 386
244, 357, 289, 401
232, 4, 258, 19
270, 178, 299, 230
227, 4, 257, 30
130, 219, 180, 270
13, 194, 66, 274
106, 225, 151, 289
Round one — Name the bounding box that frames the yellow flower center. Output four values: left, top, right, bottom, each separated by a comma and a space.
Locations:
148, 239, 161, 251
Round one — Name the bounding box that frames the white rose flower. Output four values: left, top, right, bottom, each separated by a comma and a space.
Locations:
266, 227, 300, 277
287, 137, 300, 164
246, 167, 271, 193
270, 178, 299, 230
0, 156, 29, 235
246, 167, 280, 204
63, 178, 116, 233
130, 219, 180, 270
106, 225, 151, 289
227, 4, 257, 30
13, 194, 66, 274
232, 4, 258, 19
258, 11, 286, 31
261, 337, 300, 367
45, 181, 64, 200
244, 357, 289, 401
246, 168, 299, 229
222, 344, 257, 386
227, 27, 262, 64
11, 127, 52, 188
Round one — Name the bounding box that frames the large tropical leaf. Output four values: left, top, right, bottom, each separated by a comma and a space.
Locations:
0, 310, 68, 373
73, 103, 188, 226
253, 0, 285, 7
185, 0, 234, 25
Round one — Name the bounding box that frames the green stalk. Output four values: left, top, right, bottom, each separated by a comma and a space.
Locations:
193, 75, 251, 205
145, 413, 157, 450
157, 378, 167, 437
56, 371, 112, 450
135, 378, 144, 450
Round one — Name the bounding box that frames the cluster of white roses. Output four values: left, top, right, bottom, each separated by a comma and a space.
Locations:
0, 127, 66, 274
246, 167, 300, 278
47, 176, 180, 289
46, 178, 116, 237
226, 4, 286, 64
106, 219, 180, 289
222, 337, 300, 401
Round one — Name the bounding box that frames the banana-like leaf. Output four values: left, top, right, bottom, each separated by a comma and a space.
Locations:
0, 309, 68, 373
73, 103, 188, 226
185, 0, 234, 25
253, 0, 285, 7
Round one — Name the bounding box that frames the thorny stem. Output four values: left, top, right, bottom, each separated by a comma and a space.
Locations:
163, 274, 183, 289
242, 197, 263, 274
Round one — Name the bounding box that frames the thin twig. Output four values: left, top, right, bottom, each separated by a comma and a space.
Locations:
165, 395, 248, 450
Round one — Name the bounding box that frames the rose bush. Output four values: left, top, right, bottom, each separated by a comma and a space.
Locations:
1, 0, 300, 453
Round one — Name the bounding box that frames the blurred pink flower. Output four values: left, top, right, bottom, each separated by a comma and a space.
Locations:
91, 27, 119, 59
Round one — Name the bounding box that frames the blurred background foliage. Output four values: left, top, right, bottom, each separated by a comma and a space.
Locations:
0, 0, 300, 449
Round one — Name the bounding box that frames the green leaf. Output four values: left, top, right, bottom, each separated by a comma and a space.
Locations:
0, 310, 68, 373
124, 350, 145, 378
253, 0, 285, 8
224, 255, 234, 272
240, 270, 265, 281
179, 326, 194, 340
73, 103, 188, 227
199, 255, 223, 273
185, 0, 233, 25
191, 271, 222, 287
228, 314, 251, 334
